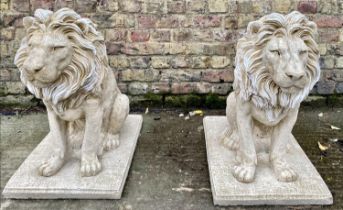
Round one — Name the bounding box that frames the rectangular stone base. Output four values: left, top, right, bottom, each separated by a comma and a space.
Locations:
2, 114, 143, 199
203, 116, 333, 206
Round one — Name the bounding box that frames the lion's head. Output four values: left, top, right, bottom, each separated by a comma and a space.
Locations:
234, 11, 320, 110
14, 8, 109, 106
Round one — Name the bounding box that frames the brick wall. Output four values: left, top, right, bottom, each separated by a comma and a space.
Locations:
0, 0, 343, 107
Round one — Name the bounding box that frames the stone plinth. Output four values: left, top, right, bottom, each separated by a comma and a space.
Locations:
203, 116, 332, 206
2, 114, 142, 199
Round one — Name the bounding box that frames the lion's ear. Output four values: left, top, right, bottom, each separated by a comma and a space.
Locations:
307, 21, 318, 32
23, 16, 35, 29
247, 21, 262, 35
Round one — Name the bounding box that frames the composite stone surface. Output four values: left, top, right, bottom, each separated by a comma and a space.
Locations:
203, 116, 333, 206
3, 114, 142, 199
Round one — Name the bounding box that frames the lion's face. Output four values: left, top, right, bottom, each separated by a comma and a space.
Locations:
21, 32, 73, 88
234, 11, 320, 109
263, 36, 310, 94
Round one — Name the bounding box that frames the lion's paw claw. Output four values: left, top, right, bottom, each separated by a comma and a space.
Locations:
38, 155, 64, 177
233, 164, 255, 183
276, 167, 298, 182
103, 134, 120, 151
272, 159, 298, 182
80, 155, 101, 177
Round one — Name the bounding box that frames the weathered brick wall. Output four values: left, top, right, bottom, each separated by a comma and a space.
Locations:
1, 0, 343, 107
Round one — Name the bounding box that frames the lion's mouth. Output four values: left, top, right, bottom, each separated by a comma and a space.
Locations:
280, 85, 302, 93
28, 78, 52, 88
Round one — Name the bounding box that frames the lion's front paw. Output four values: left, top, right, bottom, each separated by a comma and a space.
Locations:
103, 133, 120, 151
232, 164, 256, 183
39, 155, 64, 177
80, 154, 101, 177
272, 159, 298, 182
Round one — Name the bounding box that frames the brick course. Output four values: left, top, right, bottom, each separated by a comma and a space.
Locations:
1, 0, 342, 106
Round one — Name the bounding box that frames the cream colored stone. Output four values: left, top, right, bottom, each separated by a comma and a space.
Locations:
13, 8, 131, 177
272, 0, 291, 13
3, 115, 143, 199
208, 0, 227, 13
204, 116, 332, 205
210, 56, 230, 68
336, 57, 343, 68
220, 12, 321, 183
151, 56, 170, 69
318, 43, 327, 55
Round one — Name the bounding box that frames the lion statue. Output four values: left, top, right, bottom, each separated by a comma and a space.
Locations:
14, 8, 129, 177
221, 11, 320, 183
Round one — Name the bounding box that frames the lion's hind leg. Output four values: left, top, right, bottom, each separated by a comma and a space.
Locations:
103, 93, 129, 151
222, 128, 239, 150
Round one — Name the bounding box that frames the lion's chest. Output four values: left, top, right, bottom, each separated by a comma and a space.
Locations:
53, 107, 84, 121
251, 106, 288, 126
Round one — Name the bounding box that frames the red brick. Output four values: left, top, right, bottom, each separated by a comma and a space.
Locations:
171, 82, 196, 94
30, 0, 54, 11
130, 31, 150, 42
138, 15, 158, 28
193, 16, 222, 28
297, 1, 317, 13
105, 42, 123, 55
314, 15, 343, 28
202, 70, 234, 82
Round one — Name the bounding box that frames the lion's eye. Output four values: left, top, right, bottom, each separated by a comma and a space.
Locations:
270, 50, 281, 56
52, 46, 65, 51
299, 50, 308, 55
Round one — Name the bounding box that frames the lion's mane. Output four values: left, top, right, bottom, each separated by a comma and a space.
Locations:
233, 11, 320, 119
14, 8, 110, 111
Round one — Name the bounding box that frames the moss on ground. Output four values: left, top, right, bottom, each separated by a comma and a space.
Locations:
1, 93, 343, 110
327, 95, 343, 107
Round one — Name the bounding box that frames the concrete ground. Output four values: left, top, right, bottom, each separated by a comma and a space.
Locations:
1, 106, 342, 210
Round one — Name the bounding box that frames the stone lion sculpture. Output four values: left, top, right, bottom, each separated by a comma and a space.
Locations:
14, 8, 129, 177
221, 11, 320, 183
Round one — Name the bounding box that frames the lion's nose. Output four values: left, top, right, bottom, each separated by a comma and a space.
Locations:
286, 71, 304, 81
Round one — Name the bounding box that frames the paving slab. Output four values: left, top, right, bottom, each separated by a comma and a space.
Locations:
203, 116, 333, 206
2, 114, 142, 199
